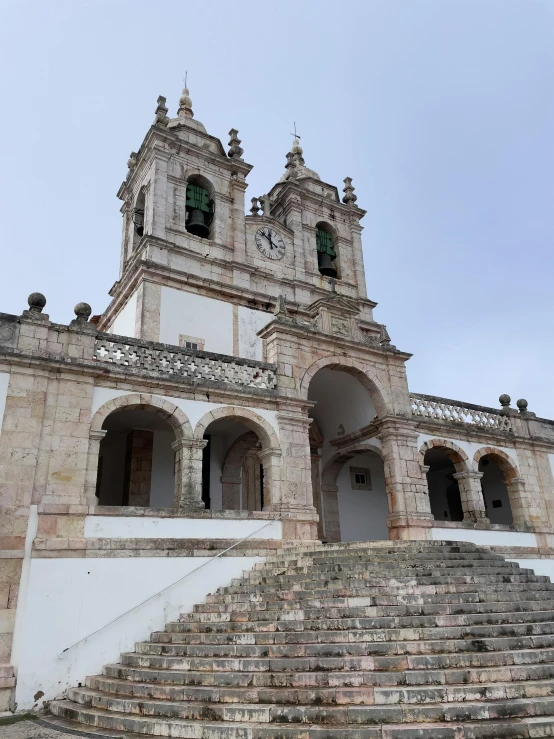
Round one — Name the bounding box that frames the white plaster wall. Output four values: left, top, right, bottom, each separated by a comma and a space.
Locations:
431, 527, 537, 547
107, 290, 138, 338
0, 371, 9, 434
159, 286, 233, 354
91, 388, 280, 442
84, 516, 282, 540
417, 433, 519, 470
150, 430, 175, 507
238, 306, 272, 361
15, 555, 264, 708
336, 452, 389, 542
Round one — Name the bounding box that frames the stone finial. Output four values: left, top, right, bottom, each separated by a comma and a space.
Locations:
274, 295, 289, 318
127, 152, 138, 172
177, 87, 194, 119
291, 138, 305, 167
228, 129, 244, 159
259, 195, 271, 218
379, 324, 391, 347
342, 177, 357, 205
250, 197, 261, 215
74, 302, 92, 322
27, 292, 46, 313
499, 394, 512, 415
153, 96, 169, 127
516, 398, 528, 413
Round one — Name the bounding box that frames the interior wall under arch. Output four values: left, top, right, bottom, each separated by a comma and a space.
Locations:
335, 451, 388, 541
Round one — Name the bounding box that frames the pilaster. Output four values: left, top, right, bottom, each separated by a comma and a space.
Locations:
172, 438, 207, 513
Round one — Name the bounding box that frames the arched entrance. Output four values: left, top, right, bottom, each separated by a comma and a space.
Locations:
424, 447, 464, 522
307, 365, 388, 542
475, 449, 516, 525
193, 407, 280, 511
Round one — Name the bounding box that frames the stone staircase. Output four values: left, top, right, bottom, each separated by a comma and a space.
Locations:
49, 540, 554, 737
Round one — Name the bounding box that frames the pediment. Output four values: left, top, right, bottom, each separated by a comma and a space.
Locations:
307, 295, 361, 319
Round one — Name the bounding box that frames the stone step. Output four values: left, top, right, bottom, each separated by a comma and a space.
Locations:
221, 580, 554, 596
49, 699, 554, 736
92, 659, 554, 696
254, 559, 525, 574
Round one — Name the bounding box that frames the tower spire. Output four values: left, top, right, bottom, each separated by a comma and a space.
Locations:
178, 77, 194, 119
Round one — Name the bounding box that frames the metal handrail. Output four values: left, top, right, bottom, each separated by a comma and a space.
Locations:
59, 519, 280, 657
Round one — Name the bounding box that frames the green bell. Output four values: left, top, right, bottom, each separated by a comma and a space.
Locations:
187, 208, 210, 238
318, 251, 337, 278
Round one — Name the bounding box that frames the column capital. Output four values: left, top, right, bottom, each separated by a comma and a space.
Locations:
89, 430, 108, 442
453, 471, 483, 481
171, 438, 208, 452
258, 447, 282, 462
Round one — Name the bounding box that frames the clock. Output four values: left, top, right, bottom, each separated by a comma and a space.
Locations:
255, 227, 286, 260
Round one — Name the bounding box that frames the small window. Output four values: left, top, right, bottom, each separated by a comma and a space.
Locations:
492, 499, 502, 508
350, 466, 372, 491
179, 334, 205, 351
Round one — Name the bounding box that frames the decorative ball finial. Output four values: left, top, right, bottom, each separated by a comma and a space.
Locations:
517, 398, 528, 412
499, 393, 511, 408
74, 302, 92, 321
27, 292, 46, 313
178, 87, 194, 119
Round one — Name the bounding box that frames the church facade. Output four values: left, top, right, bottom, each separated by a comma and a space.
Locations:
2, 86, 554, 716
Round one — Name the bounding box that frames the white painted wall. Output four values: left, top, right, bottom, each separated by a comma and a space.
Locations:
417, 433, 519, 470
160, 286, 233, 354
0, 371, 9, 434
238, 306, 272, 361
151, 430, 176, 507
84, 516, 282, 540
107, 290, 138, 338
431, 527, 537, 547
336, 452, 389, 542
91, 388, 280, 442
14, 555, 264, 709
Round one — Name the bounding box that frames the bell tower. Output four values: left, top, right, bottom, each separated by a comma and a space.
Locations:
99, 85, 384, 358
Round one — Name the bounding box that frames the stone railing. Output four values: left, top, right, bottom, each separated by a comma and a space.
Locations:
410, 393, 512, 432
93, 332, 277, 390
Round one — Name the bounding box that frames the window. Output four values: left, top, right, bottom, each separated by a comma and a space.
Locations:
350, 466, 372, 491
315, 223, 338, 278
185, 178, 214, 239
179, 334, 205, 351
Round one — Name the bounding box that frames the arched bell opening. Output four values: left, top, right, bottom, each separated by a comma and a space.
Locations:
424, 447, 464, 522
315, 221, 340, 279
478, 454, 514, 525
97, 408, 177, 507
185, 174, 215, 240
201, 419, 265, 511
131, 187, 146, 249
308, 366, 383, 542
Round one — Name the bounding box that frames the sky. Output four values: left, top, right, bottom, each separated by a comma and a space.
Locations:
0, 0, 553, 416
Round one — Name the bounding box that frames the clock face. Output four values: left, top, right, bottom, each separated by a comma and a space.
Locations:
255, 227, 286, 260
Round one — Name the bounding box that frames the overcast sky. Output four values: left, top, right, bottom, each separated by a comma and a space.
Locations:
1, 0, 553, 416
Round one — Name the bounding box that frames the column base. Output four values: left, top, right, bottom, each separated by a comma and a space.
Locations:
463, 512, 490, 525
387, 513, 434, 541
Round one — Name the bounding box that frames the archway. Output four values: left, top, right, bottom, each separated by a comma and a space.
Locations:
475, 448, 516, 525
193, 406, 280, 511
87, 394, 192, 508
307, 365, 388, 542
424, 447, 464, 522
320, 445, 389, 542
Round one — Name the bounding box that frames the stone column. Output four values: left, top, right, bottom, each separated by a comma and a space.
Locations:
258, 447, 282, 511
265, 410, 318, 540
84, 430, 107, 505
379, 418, 434, 540
172, 438, 207, 513
452, 471, 490, 524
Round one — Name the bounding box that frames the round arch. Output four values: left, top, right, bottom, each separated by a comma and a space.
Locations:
419, 438, 471, 474
473, 446, 520, 480
300, 356, 391, 418
91, 393, 193, 439
193, 406, 279, 450
319, 442, 388, 544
